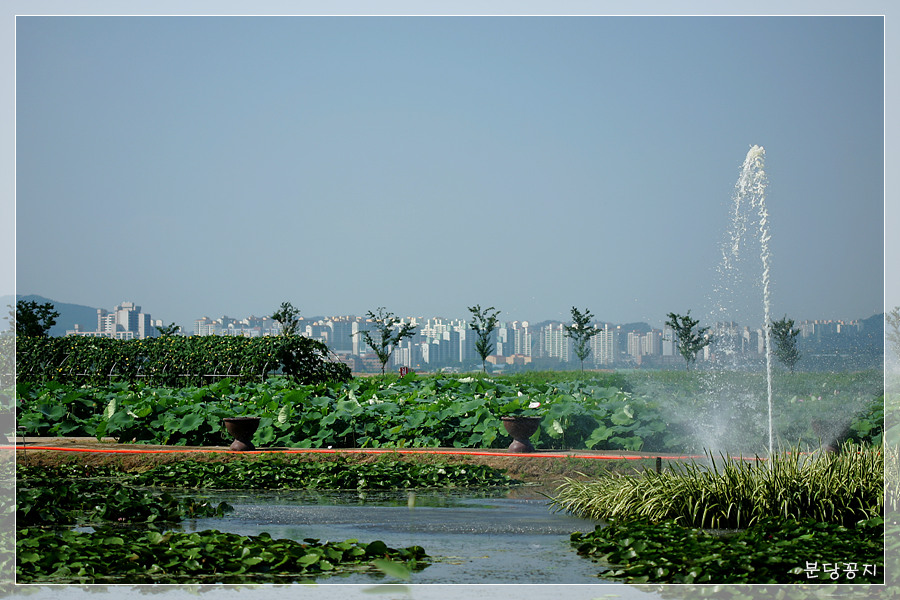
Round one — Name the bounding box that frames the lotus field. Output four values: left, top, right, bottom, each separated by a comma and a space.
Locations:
11, 370, 883, 453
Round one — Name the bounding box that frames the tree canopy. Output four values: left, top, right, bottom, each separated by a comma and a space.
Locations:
771, 315, 802, 372
665, 310, 711, 370
271, 301, 302, 337
564, 307, 602, 372
357, 307, 417, 376
155, 322, 180, 336
8, 300, 59, 337
468, 304, 500, 373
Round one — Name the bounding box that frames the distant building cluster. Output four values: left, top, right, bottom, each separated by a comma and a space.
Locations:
63, 301, 873, 372
66, 302, 163, 340
193, 315, 283, 337
186, 313, 869, 373
796, 319, 863, 338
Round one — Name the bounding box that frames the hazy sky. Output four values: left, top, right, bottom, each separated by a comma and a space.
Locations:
11, 6, 891, 331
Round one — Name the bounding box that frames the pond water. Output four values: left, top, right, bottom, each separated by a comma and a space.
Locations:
179, 487, 612, 584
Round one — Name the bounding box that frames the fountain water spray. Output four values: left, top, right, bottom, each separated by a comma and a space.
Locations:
715, 145, 775, 456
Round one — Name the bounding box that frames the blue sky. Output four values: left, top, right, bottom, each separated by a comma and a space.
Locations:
11, 8, 889, 331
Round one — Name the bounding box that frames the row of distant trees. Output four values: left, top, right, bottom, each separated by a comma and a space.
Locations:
664, 311, 802, 372
4, 299, 813, 375
274, 301, 806, 375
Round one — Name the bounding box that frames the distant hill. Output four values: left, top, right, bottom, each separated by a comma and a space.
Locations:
0, 294, 101, 337
859, 312, 884, 340
619, 322, 653, 333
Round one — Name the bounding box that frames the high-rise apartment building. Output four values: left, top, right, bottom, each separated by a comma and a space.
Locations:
590, 325, 616, 365
662, 325, 676, 356
193, 315, 281, 337
497, 324, 509, 357
540, 322, 570, 362
67, 301, 161, 339
626, 329, 662, 361
326, 318, 359, 353
509, 321, 533, 356
644, 329, 662, 355
627, 331, 643, 360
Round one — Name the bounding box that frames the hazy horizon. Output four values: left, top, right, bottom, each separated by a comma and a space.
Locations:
1, 293, 885, 334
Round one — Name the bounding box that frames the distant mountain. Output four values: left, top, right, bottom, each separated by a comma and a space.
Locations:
859, 312, 884, 340
0, 294, 101, 336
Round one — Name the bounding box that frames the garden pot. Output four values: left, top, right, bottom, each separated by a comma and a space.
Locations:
223, 417, 261, 451
501, 416, 541, 453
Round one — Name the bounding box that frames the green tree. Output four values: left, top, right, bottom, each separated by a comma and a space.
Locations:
155, 322, 180, 336
271, 301, 301, 337
770, 315, 801, 372
564, 306, 602, 373
8, 300, 59, 337
468, 304, 500, 373
357, 307, 417, 376
665, 310, 711, 370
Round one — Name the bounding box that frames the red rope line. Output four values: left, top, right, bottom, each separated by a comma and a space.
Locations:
1, 444, 768, 461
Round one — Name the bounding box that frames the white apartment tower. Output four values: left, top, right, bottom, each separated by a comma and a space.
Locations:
590, 325, 616, 365
541, 323, 570, 362
68, 301, 159, 339
512, 321, 532, 356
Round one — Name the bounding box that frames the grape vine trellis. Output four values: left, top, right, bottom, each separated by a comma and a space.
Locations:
15, 335, 351, 387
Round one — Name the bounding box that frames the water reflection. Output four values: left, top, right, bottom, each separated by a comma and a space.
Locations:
179, 487, 607, 584
202, 486, 526, 507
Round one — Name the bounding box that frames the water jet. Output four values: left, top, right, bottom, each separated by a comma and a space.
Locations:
704, 145, 775, 457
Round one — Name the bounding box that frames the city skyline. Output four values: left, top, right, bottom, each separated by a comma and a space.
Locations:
4, 293, 880, 337
187, 306, 883, 332
10, 12, 889, 349
13, 294, 879, 373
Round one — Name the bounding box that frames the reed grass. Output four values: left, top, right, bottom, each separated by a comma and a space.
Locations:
550, 443, 883, 529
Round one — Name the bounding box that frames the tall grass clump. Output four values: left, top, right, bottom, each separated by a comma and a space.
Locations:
550, 443, 883, 529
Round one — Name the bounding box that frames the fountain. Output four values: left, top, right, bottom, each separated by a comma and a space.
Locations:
704, 145, 775, 457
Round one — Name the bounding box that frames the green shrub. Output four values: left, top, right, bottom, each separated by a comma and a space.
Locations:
551, 444, 883, 528
16, 335, 351, 387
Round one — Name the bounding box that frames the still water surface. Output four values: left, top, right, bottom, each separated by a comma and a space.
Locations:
182, 488, 610, 584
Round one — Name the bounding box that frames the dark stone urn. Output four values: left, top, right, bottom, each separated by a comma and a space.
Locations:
501, 416, 541, 453
223, 417, 261, 451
